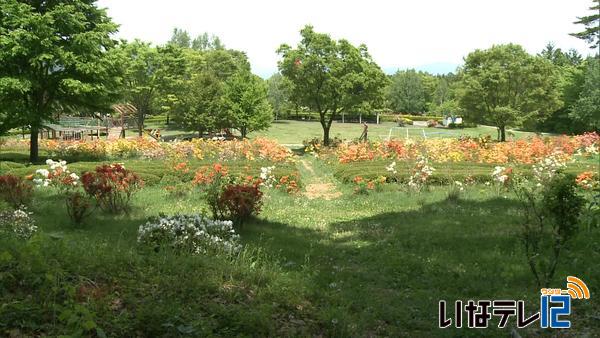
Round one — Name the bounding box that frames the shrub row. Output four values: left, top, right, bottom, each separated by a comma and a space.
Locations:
3, 159, 299, 187
333, 160, 593, 185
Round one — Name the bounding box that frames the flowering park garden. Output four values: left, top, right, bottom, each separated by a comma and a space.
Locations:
1, 0, 600, 336
1, 131, 599, 336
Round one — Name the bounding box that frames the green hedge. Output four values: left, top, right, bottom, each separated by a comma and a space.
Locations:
3, 159, 299, 187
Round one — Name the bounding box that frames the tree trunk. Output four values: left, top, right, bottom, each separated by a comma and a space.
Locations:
137, 109, 145, 137
166, 114, 170, 125
499, 125, 506, 142
30, 125, 39, 163
323, 124, 331, 146
241, 127, 247, 139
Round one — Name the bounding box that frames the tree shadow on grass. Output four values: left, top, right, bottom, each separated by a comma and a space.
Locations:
242, 196, 598, 336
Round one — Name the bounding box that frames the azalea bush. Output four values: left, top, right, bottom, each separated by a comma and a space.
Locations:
491, 166, 513, 193
193, 163, 230, 219
352, 175, 386, 194
576, 171, 598, 190
408, 156, 435, 191
65, 192, 94, 225
82, 163, 144, 213
0, 206, 37, 240
32, 159, 93, 225
137, 213, 241, 255
329, 132, 600, 164
0, 174, 33, 208
218, 183, 263, 225
532, 152, 567, 183
275, 173, 300, 194
29, 137, 295, 163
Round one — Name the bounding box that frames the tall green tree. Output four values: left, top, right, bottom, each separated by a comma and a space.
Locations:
192, 32, 225, 51
570, 58, 600, 131
173, 70, 224, 137
0, 0, 121, 162
386, 69, 428, 113
169, 46, 251, 136
277, 26, 387, 145
540, 43, 583, 67
118, 41, 186, 136
169, 28, 191, 48
222, 72, 273, 138
570, 0, 600, 50
538, 44, 587, 133
169, 28, 225, 51
457, 44, 561, 141
266, 73, 293, 120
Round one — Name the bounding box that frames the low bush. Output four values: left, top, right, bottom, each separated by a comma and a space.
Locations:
426, 120, 439, 128
0, 174, 33, 208
193, 163, 230, 219
65, 192, 94, 225
352, 175, 385, 194
218, 183, 263, 225
333, 160, 592, 186
515, 173, 585, 287
396, 117, 413, 127
401, 114, 443, 121
82, 164, 144, 213
303, 137, 343, 152
137, 213, 241, 254
0, 206, 37, 239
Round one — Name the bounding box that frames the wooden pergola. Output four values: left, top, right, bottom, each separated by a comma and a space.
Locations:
40, 103, 138, 141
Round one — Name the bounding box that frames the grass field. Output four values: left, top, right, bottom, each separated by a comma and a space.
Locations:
1, 146, 599, 336
144, 119, 544, 145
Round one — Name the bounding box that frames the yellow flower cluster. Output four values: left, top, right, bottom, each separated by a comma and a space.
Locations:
27, 137, 294, 162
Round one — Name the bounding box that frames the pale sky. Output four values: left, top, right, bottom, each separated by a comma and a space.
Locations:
97, 0, 594, 78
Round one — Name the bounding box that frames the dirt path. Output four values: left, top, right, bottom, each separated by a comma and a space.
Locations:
299, 158, 342, 200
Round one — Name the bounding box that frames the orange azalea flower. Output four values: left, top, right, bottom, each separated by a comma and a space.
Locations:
575, 171, 596, 190
213, 163, 228, 176
174, 162, 189, 173
352, 176, 364, 183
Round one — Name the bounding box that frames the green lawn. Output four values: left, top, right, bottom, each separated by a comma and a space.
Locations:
146, 119, 544, 144
1, 152, 598, 336
2, 119, 546, 146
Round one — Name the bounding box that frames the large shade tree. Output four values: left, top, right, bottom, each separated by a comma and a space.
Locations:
570, 58, 600, 131
169, 45, 252, 136
457, 44, 561, 141
386, 69, 428, 113
538, 43, 587, 134
118, 41, 186, 136
222, 71, 273, 138
266, 73, 293, 120
277, 26, 387, 145
0, 0, 121, 162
